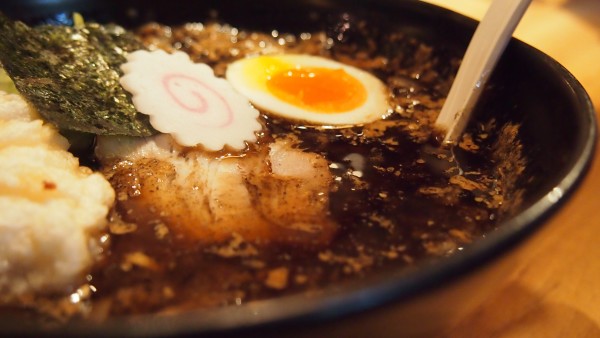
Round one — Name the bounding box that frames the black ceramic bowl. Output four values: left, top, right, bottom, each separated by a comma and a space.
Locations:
0, 0, 596, 337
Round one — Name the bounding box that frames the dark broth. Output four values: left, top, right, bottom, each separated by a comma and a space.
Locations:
83, 20, 524, 318
0, 14, 525, 324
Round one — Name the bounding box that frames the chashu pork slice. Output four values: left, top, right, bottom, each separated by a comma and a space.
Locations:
96, 134, 337, 246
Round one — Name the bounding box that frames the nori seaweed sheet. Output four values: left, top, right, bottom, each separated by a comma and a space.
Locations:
0, 14, 157, 136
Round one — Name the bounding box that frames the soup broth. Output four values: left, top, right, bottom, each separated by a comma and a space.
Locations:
83, 20, 525, 318
0, 11, 525, 324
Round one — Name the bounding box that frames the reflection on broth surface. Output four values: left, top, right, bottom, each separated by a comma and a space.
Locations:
0, 13, 525, 323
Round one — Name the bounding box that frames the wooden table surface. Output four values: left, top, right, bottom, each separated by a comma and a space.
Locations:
420, 0, 600, 337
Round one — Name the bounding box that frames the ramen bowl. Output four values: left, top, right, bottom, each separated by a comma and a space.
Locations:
0, 0, 596, 337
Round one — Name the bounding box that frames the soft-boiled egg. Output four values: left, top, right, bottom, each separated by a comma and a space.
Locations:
226, 54, 390, 125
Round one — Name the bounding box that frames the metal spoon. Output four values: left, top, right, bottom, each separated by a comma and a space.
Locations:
434, 0, 532, 145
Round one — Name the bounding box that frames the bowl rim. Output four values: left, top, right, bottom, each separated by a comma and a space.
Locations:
3, 1, 597, 337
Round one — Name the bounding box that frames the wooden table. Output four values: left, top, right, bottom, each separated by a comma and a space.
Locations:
420, 0, 600, 336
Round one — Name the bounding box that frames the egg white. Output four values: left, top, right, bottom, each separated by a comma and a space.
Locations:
226, 54, 390, 126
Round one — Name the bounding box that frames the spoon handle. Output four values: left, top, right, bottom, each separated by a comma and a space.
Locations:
435, 0, 532, 145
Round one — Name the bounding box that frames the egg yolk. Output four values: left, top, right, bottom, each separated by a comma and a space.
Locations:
266, 67, 368, 113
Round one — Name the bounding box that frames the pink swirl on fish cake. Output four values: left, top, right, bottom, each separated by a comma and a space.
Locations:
162, 73, 234, 128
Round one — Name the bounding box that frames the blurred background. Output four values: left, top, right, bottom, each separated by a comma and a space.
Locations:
422, 0, 600, 112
